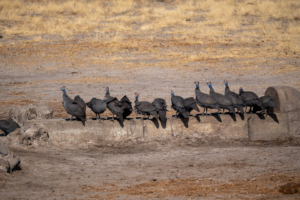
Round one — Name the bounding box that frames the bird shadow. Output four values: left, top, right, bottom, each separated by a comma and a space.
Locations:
151, 118, 160, 129
267, 113, 279, 123
255, 113, 266, 120
195, 114, 201, 122
211, 113, 222, 122
238, 113, 245, 120
180, 117, 189, 128
228, 112, 236, 121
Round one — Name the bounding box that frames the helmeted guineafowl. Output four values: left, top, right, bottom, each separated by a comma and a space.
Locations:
134, 93, 159, 120
120, 95, 133, 119
86, 97, 108, 120
0, 120, 20, 136
170, 90, 189, 118
152, 98, 167, 122
207, 82, 235, 114
238, 87, 264, 113
252, 96, 278, 114
223, 80, 245, 114
104, 87, 124, 122
61, 86, 86, 126
194, 81, 220, 116
184, 97, 200, 116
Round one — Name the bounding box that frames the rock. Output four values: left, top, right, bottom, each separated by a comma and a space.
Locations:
0, 140, 8, 156
9, 104, 37, 127
9, 104, 53, 129
0, 140, 21, 173
35, 105, 53, 119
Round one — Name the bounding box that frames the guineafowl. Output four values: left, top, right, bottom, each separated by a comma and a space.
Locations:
152, 98, 167, 122
194, 81, 220, 116
238, 87, 264, 113
86, 97, 108, 120
0, 120, 20, 136
223, 80, 245, 114
105, 87, 124, 122
184, 97, 200, 116
170, 90, 189, 118
207, 82, 235, 114
134, 93, 159, 120
61, 86, 86, 126
120, 95, 133, 119
252, 96, 278, 114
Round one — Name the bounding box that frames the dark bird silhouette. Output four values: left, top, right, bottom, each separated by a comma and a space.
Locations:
184, 97, 200, 116
171, 90, 189, 118
152, 98, 167, 122
195, 81, 220, 116
207, 82, 235, 114
120, 95, 133, 119
0, 120, 20, 136
252, 96, 279, 114
74, 95, 86, 114
134, 93, 159, 120
238, 87, 264, 113
61, 86, 86, 126
86, 97, 108, 120
223, 80, 245, 114
105, 87, 124, 122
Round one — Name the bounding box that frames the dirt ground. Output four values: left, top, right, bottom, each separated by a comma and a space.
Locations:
1, 139, 300, 200
1, 0, 300, 199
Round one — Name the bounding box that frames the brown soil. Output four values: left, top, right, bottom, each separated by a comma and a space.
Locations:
1, 140, 300, 199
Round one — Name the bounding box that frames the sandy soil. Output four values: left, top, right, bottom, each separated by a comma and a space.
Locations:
1, 139, 300, 200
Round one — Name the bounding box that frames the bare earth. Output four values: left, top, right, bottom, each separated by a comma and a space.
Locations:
1, 139, 300, 200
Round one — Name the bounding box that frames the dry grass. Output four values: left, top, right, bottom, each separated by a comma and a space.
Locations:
0, 0, 299, 76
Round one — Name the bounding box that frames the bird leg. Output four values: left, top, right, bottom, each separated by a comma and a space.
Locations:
112, 114, 114, 121
222, 108, 225, 115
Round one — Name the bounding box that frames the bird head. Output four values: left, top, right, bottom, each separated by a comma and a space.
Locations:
171, 90, 174, 96
239, 87, 243, 92
104, 97, 108, 102
194, 81, 199, 88
207, 82, 212, 89
135, 92, 139, 100
106, 87, 109, 93
61, 86, 66, 92
224, 80, 228, 87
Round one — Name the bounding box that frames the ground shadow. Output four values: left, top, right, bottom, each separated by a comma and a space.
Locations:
229, 112, 236, 121
211, 113, 222, 122
180, 117, 189, 128
151, 118, 160, 128
238, 113, 245, 120
268, 113, 279, 123
256, 113, 266, 120
195, 114, 201, 122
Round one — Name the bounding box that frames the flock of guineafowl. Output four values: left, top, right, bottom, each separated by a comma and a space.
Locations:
61, 80, 278, 126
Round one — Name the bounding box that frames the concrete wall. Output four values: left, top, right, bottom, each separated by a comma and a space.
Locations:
12, 86, 300, 144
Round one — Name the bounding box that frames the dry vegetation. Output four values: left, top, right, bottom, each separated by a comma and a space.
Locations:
1, 0, 300, 52
0, 0, 299, 83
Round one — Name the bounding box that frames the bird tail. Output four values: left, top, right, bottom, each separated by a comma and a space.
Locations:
77, 116, 86, 126
149, 111, 159, 120
115, 112, 124, 122
158, 110, 167, 122
235, 105, 244, 114
86, 102, 91, 108
269, 100, 279, 110
190, 103, 200, 112
179, 108, 189, 119
255, 99, 265, 110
